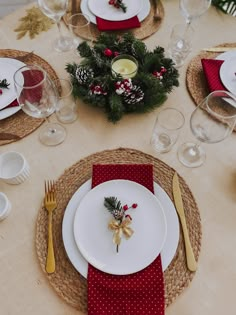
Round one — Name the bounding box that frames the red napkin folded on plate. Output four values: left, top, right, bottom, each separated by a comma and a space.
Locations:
96, 16, 140, 31
201, 58, 226, 92
1, 99, 19, 110
88, 164, 165, 315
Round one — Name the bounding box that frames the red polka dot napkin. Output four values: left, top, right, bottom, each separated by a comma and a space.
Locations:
96, 16, 140, 31
201, 58, 226, 92
88, 164, 165, 315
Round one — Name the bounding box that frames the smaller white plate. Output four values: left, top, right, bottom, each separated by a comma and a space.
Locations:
73, 179, 167, 275
88, 0, 143, 21
0, 106, 21, 120
81, 0, 150, 24
219, 57, 236, 96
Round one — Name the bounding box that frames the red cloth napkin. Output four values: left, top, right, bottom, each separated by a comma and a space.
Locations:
201, 58, 226, 92
88, 164, 165, 315
96, 16, 140, 31
1, 99, 19, 111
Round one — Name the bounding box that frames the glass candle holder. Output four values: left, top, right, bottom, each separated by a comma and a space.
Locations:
111, 54, 138, 79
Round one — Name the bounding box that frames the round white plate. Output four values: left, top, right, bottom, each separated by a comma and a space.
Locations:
0, 58, 25, 117
215, 50, 236, 61
88, 0, 142, 21
63, 179, 179, 278
64, 179, 179, 277
81, 0, 150, 24
73, 180, 167, 275
0, 106, 21, 120
219, 57, 236, 96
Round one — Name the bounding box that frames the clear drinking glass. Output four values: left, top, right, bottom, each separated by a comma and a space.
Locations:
179, 0, 212, 26
67, 13, 91, 55
168, 23, 194, 68
14, 64, 66, 146
37, 0, 74, 52
151, 108, 185, 153
178, 90, 236, 167
54, 78, 78, 123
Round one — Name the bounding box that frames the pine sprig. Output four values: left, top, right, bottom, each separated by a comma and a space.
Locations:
104, 196, 123, 214
0, 79, 10, 89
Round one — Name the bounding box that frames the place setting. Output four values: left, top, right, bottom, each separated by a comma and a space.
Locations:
0, 49, 60, 145
64, 0, 164, 40
35, 147, 202, 313
186, 42, 236, 133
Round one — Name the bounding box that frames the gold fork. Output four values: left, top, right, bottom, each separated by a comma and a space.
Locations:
44, 180, 56, 274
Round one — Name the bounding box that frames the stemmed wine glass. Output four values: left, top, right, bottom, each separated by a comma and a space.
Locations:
14, 64, 66, 146
178, 90, 236, 168
37, 0, 74, 52
179, 0, 212, 26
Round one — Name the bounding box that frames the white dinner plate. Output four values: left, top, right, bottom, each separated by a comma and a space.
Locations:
219, 57, 236, 96
73, 179, 167, 275
215, 50, 236, 62
0, 106, 21, 120
0, 58, 25, 117
63, 179, 179, 278
81, 0, 150, 24
0, 61, 19, 110
88, 0, 143, 21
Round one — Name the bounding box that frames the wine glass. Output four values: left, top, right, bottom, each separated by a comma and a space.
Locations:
37, 0, 74, 52
178, 90, 236, 168
179, 0, 212, 26
13, 64, 66, 146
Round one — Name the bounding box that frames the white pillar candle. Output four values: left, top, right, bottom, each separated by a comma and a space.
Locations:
111, 55, 138, 79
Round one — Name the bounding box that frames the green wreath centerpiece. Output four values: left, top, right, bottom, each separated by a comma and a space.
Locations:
66, 33, 179, 123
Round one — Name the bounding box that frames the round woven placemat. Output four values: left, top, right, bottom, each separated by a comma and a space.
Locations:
186, 42, 236, 132
0, 49, 59, 146
64, 0, 164, 41
35, 147, 202, 313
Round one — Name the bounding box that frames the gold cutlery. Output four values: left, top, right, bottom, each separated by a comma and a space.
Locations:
44, 180, 57, 274
152, 0, 161, 21
172, 172, 197, 272
202, 47, 236, 52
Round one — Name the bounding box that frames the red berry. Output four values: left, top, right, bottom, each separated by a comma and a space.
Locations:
113, 51, 120, 57
104, 48, 113, 57
0, 89, 2, 95
132, 203, 138, 208
123, 205, 128, 211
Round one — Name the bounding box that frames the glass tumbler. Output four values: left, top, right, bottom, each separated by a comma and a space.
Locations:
151, 108, 185, 153
54, 78, 78, 124
168, 23, 194, 68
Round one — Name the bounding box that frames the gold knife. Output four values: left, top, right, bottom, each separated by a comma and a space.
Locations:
202, 47, 236, 52
172, 172, 197, 272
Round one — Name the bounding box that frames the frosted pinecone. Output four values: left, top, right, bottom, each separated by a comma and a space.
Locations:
75, 67, 94, 85
113, 208, 125, 220
124, 85, 144, 104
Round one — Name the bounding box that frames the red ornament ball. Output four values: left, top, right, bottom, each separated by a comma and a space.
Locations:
123, 204, 129, 211
104, 48, 113, 57
132, 203, 138, 208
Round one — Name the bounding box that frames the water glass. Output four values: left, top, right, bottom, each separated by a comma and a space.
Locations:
168, 24, 194, 68
67, 13, 91, 52
151, 108, 185, 153
55, 79, 78, 124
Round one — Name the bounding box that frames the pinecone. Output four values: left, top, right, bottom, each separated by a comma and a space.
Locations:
124, 85, 144, 104
113, 208, 125, 220
75, 67, 94, 85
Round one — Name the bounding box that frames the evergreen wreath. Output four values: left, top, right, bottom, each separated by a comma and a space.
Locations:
66, 33, 179, 123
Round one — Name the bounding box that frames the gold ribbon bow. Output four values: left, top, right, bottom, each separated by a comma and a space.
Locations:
108, 217, 134, 246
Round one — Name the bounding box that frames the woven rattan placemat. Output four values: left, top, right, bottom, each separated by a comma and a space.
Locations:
35, 147, 202, 313
64, 0, 164, 41
0, 49, 59, 146
186, 42, 236, 132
